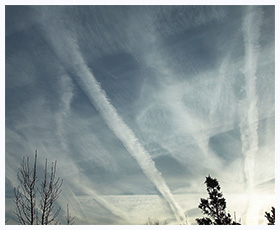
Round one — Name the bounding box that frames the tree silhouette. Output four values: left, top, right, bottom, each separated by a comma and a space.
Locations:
14, 151, 38, 224
196, 175, 240, 225
13, 150, 63, 225
265, 207, 275, 225
39, 159, 63, 224
65, 203, 75, 225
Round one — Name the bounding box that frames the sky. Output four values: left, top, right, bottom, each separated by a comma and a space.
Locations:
5, 5, 275, 225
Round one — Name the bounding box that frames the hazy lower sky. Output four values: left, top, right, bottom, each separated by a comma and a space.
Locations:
5, 5, 275, 225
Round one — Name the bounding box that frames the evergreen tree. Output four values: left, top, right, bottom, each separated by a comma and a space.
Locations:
265, 207, 275, 225
196, 175, 240, 225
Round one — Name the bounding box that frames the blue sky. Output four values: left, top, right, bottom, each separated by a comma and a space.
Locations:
5, 5, 275, 225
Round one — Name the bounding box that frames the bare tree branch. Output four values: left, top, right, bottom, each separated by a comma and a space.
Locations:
13, 150, 63, 225
39, 160, 63, 225
13, 150, 38, 225
65, 203, 75, 225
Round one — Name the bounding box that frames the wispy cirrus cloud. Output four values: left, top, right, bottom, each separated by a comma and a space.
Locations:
5, 5, 275, 225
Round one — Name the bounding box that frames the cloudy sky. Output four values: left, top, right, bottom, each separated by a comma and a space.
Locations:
5, 5, 275, 225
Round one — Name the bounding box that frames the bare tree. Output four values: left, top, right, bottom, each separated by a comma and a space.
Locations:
14, 151, 38, 225
13, 150, 63, 225
65, 203, 75, 225
39, 159, 63, 225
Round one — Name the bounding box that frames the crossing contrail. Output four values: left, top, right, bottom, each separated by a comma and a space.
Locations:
68, 42, 187, 224
41, 24, 188, 222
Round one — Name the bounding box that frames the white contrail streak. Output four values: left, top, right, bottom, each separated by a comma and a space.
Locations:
71, 177, 131, 224
70, 46, 187, 224
241, 5, 263, 193
37, 8, 161, 221
45, 31, 187, 223
38, 7, 186, 222
56, 74, 74, 151
54, 74, 131, 223
240, 6, 263, 224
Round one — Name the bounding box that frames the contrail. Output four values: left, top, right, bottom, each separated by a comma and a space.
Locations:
56, 73, 74, 152
44, 31, 187, 223
70, 45, 187, 224
71, 177, 132, 224
66, 185, 91, 224
240, 5, 263, 193
240, 6, 263, 224
38, 6, 187, 222
54, 74, 131, 223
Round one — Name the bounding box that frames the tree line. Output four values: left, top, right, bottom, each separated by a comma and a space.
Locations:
8, 151, 275, 225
